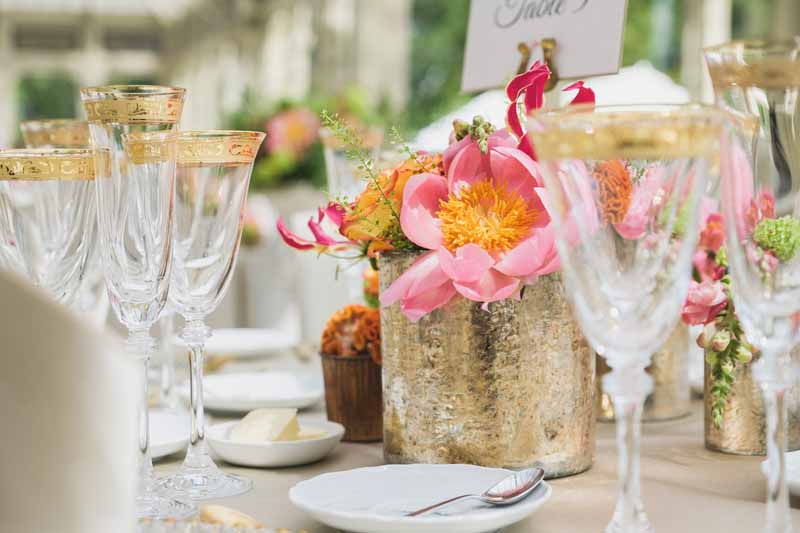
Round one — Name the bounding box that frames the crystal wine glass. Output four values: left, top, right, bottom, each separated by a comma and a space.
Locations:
19, 119, 108, 320
706, 39, 800, 533
0, 148, 97, 305
80, 85, 194, 520
160, 130, 265, 499
529, 104, 722, 533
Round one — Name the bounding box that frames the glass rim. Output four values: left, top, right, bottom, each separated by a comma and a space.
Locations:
529, 102, 724, 126
20, 118, 88, 129
178, 130, 266, 142
0, 148, 96, 158
0, 148, 100, 181
79, 84, 186, 99
704, 38, 800, 56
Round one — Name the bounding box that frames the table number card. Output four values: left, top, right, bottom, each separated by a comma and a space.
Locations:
461, 0, 629, 92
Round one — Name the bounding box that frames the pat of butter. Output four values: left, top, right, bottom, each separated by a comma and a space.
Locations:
229, 408, 300, 443
296, 426, 326, 440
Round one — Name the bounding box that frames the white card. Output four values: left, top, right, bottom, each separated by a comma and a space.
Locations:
462, 0, 629, 92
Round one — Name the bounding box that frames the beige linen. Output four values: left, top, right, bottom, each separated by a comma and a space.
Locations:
155, 397, 800, 532
0, 271, 138, 533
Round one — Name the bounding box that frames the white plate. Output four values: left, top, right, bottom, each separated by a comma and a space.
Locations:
289, 464, 552, 533
172, 328, 296, 359
181, 371, 324, 413
207, 420, 344, 468
150, 409, 189, 460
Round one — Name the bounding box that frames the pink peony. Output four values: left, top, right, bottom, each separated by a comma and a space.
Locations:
681, 280, 727, 325
266, 108, 320, 157
381, 139, 557, 322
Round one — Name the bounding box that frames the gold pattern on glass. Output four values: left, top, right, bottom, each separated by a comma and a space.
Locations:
177, 131, 265, 166
531, 106, 723, 160
124, 132, 178, 164
0, 150, 97, 181
83, 97, 183, 124
20, 119, 90, 148
705, 40, 800, 90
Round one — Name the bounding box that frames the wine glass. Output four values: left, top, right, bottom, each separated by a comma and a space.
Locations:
80, 85, 194, 520
0, 148, 96, 305
160, 130, 265, 499
19, 119, 108, 321
529, 104, 722, 533
706, 39, 800, 533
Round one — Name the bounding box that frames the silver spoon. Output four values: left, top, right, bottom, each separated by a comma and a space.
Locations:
406, 467, 545, 517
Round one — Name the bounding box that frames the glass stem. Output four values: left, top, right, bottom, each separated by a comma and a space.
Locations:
762, 382, 792, 533
182, 319, 213, 470
604, 365, 653, 533
127, 328, 156, 494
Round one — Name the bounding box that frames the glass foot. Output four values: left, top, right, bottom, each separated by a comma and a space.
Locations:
605, 516, 654, 533
137, 492, 196, 520
160, 465, 252, 500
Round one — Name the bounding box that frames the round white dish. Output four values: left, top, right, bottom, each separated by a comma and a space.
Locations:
207, 420, 344, 468
150, 408, 189, 460
180, 371, 324, 412
289, 464, 552, 533
172, 328, 296, 359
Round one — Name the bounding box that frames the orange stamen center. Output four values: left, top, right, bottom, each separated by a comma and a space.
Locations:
437, 180, 538, 252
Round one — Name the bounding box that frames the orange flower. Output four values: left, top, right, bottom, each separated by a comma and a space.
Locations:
594, 160, 632, 225
321, 304, 382, 365
341, 153, 444, 252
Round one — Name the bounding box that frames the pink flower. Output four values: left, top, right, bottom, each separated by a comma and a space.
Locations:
381, 141, 557, 322
613, 166, 663, 240
745, 191, 776, 235
699, 213, 725, 252
266, 108, 320, 157
681, 280, 727, 325
276, 202, 354, 253
693, 250, 725, 282
720, 136, 755, 238
505, 61, 595, 160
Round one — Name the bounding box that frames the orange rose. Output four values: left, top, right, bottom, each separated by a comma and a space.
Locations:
341, 153, 444, 253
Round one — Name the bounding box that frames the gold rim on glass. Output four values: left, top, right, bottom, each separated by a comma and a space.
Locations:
0, 149, 100, 181
123, 131, 178, 164
529, 104, 725, 161
20, 119, 90, 148
177, 130, 266, 166
704, 39, 800, 89
80, 85, 186, 124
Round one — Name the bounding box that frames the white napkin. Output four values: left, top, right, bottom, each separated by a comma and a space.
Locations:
0, 270, 138, 533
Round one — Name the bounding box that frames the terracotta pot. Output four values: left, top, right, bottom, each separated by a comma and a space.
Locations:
320, 353, 382, 442
379, 250, 595, 479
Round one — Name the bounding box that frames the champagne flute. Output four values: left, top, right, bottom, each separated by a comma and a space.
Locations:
706, 39, 800, 533
160, 130, 265, 499
80, 85, 194, 519
530, 104, 722, 532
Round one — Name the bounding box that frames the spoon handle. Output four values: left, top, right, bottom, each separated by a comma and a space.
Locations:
407, 494, 477, 517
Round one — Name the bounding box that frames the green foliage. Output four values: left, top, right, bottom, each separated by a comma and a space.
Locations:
17, 73, 77, 121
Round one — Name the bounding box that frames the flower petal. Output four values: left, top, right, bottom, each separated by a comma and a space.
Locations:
505, 61, 548, 100
523, 68, 548, 113
564, 81, 596, 105
506, 102, 524, 138
308, 217, 350, 246
276, 217, 315, 250
494, 226, 557, 278
400, 173, 448, 250
323, 201, 347, 228
380, 250, 439, 307
448, 143, 489, 194
437, 244, 495, 283
517, 132, 537, 161
453, 268, 520, 303
401, 282, 457, 322
443, 135, 472, 174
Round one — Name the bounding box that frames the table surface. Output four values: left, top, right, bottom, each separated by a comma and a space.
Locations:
155, 356, 799, 533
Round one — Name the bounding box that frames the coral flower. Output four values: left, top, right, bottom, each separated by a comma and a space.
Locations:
266, 108, 320, 157
699, 213, 725, 252
276, 202, 354, 253
381, 139, 557, 322
681, 280, 727, 325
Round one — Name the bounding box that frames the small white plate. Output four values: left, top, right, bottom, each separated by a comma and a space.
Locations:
150, 409, 189, 460
289, 464, 552, 533
207, 420, 344, 468
172, 328, 296, 359
181, 371, 324, 413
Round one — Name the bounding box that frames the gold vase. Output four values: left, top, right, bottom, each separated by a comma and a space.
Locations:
597, 324, 691, 422
705, 348, 800, 455
379, 251, 595, 478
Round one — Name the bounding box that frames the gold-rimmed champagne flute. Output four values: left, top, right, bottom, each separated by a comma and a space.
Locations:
160, 130, 265, 500
706, 39, 800, 533
80, 85, 194, 520
530, 104, 722, 533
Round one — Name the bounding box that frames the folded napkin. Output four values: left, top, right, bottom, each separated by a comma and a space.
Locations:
0, 270, 139, 533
